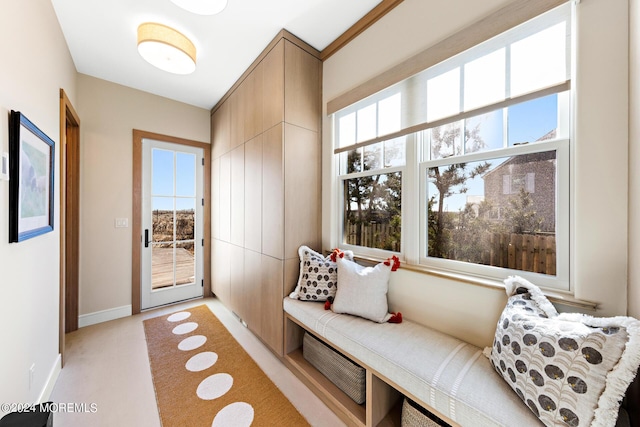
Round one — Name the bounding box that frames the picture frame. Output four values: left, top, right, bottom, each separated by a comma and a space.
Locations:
8, 110, 55, 242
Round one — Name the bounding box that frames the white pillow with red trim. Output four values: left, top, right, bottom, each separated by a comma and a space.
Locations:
331, 255, 402, 324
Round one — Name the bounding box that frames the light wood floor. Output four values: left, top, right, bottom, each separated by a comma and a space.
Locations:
50, 297, 345, 427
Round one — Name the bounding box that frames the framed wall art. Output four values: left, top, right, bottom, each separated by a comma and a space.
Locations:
8, 110, 55, 242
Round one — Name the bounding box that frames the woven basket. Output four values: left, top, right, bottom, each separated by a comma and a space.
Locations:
303, 332, 366, 404
401, 398, 447, 427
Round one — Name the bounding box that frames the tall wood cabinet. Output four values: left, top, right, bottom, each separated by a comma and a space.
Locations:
210, 31, 321, 356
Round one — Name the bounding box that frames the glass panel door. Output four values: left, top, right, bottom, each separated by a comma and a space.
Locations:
141, 139, 203, 309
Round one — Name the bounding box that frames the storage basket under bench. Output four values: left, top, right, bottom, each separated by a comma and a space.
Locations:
303, 332, 366, 405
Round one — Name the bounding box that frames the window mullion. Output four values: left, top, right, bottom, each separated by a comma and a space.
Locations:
338, 165, 405, 181
403, 133, 419, 263
504, 44, 511, 148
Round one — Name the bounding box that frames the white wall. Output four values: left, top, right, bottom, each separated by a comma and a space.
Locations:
76, 75, 210, 319
0, 0, 77, 415
0, 3, 211, 410
323, 0, 630, 347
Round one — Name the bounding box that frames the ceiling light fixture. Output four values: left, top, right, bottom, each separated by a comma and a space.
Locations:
169, 0, 228, 16
137, 22, 196, 75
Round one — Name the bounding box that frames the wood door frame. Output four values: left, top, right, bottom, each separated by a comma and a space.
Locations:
59, 89, 80, 366
132, 130, 211, 314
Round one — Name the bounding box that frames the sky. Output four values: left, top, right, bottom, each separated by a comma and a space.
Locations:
430, 93, 559, 212
151, 149, 197, 212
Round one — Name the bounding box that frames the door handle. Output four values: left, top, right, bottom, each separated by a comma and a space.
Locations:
144, 229, 150, 248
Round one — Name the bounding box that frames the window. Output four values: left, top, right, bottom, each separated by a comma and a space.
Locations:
333, 4, 572, 289
336, 93, 406, 255
343, 171, 402, 252
426, 149, 560, 277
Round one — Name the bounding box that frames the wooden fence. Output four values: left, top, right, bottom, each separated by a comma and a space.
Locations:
460, 232, 556, 275
344, 223, 400, 252
346, 223, 555, 275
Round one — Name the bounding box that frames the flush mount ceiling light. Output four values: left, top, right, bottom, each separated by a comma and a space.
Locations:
170, 0, 228, 15
137, 22, 196, 75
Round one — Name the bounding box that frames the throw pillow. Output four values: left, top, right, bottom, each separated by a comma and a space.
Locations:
290, 246, 353, 302
489, 276, 640, 427
331, 256, 397, 323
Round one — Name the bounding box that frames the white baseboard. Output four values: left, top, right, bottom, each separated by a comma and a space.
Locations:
78, 305, 132, 328
38, 354, 61, 403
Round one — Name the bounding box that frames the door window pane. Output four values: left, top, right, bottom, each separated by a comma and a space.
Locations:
152, 149, 174, 195
152, 197, 174, 242
176, 198, 195, 241
175, 242, 195, 285
176, 152, 196, 197
152, 244, 174, 289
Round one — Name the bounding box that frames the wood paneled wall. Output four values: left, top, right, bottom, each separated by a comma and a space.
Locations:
210, 31, 321, 356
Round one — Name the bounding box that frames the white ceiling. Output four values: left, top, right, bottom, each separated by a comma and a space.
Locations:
51, 0, 383, 110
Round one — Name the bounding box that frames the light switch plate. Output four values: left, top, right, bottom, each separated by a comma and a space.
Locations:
115, 218, 128, 228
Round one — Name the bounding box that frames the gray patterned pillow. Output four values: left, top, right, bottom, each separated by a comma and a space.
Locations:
489, 276, 640, 427
290, 246, 353, 302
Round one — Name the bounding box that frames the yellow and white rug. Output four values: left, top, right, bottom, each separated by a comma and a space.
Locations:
143, 305, 309, 426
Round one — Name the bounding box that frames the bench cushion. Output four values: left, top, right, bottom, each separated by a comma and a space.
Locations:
284, 297, 543, 426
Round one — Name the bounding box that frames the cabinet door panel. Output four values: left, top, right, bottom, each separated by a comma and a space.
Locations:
244, 62, 263, 141
219, 152, 231, 243
243, 248, 262, 336
263, 40, 285, 130
230, 87, 245, 149
211, 101, 230, 159
244, 135, 262, 252
262, 124, 284, 259
284, 40, 321, 132
212, 239, 230, 305
211, 157, 220, 240
230, 145, 244, 247
229, 243, 244, 317
284, 257, 300, 298
284, 124, 320, 259
261, 254, 283, 356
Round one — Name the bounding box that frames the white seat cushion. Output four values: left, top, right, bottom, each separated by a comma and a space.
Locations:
284, 297, 542, 426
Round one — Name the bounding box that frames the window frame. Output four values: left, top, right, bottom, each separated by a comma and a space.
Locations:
418, 138, 570, 290
336, 133, 414, 260
331, 2, 574, 291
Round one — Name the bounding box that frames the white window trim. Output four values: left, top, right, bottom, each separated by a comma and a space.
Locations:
329, 1, 575, 293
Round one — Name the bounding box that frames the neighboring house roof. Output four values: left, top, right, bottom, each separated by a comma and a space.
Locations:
481, 130, 557, 180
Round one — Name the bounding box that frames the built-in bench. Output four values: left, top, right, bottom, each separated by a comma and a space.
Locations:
283, 297, 632, 427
